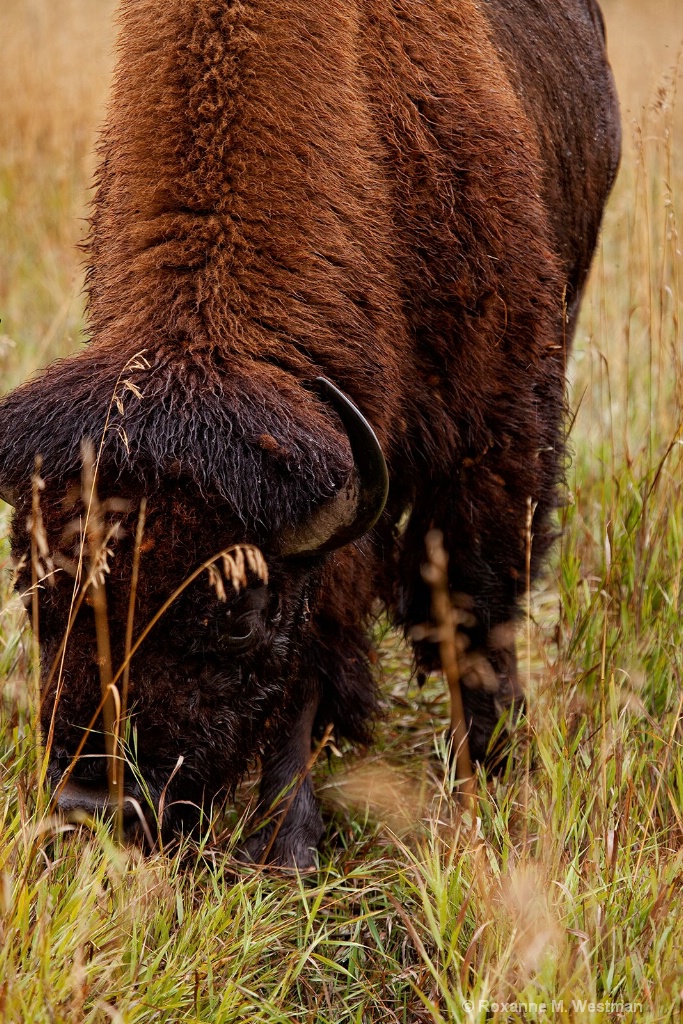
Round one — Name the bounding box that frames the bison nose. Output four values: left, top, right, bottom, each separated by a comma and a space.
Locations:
56, 777, 140, 826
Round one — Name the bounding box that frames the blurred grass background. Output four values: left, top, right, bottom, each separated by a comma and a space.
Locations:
1, 1, 683, 1021
0, 0, 115, 392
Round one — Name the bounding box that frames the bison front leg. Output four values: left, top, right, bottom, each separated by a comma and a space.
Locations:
398, 426, 560, 765
241, 694, 323, 871
457, 636, 525, 767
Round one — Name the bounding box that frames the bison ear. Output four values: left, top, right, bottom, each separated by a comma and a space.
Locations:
275, 378, 389, 557
0, 454, 16, 506
0, 485, 16, 508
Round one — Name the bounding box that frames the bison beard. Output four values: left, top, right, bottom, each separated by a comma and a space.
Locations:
0, 0, 620, 868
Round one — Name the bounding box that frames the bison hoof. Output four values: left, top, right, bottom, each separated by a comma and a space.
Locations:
460, 680, 526, 770
239, 821, 322, 872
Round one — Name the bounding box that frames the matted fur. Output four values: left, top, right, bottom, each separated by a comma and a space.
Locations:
0, 0, 620, 863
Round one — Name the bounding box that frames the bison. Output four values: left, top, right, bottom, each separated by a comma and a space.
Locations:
0, 0, 620, 867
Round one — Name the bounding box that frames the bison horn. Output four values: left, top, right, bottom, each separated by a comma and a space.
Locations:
277, 377, 389, 557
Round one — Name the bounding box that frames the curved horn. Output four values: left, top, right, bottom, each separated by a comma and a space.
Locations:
277, 378, 389, 557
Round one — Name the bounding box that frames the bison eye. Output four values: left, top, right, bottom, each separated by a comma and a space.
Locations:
218, 612, 258, 653
219, 629, 254, 653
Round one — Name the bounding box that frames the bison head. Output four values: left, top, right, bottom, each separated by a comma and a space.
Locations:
0, 350, 388, 842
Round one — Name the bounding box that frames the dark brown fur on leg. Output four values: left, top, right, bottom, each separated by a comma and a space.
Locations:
460, 643, 525, 768
396, 415, 560, 767
241, 693, 324, 871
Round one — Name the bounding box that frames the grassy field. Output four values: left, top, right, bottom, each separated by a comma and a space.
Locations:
1, 1, 683, 1021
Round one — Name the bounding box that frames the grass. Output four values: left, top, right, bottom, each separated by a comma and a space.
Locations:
1, 0, 683, 1021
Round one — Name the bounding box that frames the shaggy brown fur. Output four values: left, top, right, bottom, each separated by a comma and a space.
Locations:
0, 0, 619, 866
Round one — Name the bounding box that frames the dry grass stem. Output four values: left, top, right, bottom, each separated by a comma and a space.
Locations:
421, 529, 476, 808
117, 496, 147, 840
80, 442, 117, 796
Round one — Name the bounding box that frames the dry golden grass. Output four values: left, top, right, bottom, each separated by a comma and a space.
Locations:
0, 0, 115, 392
